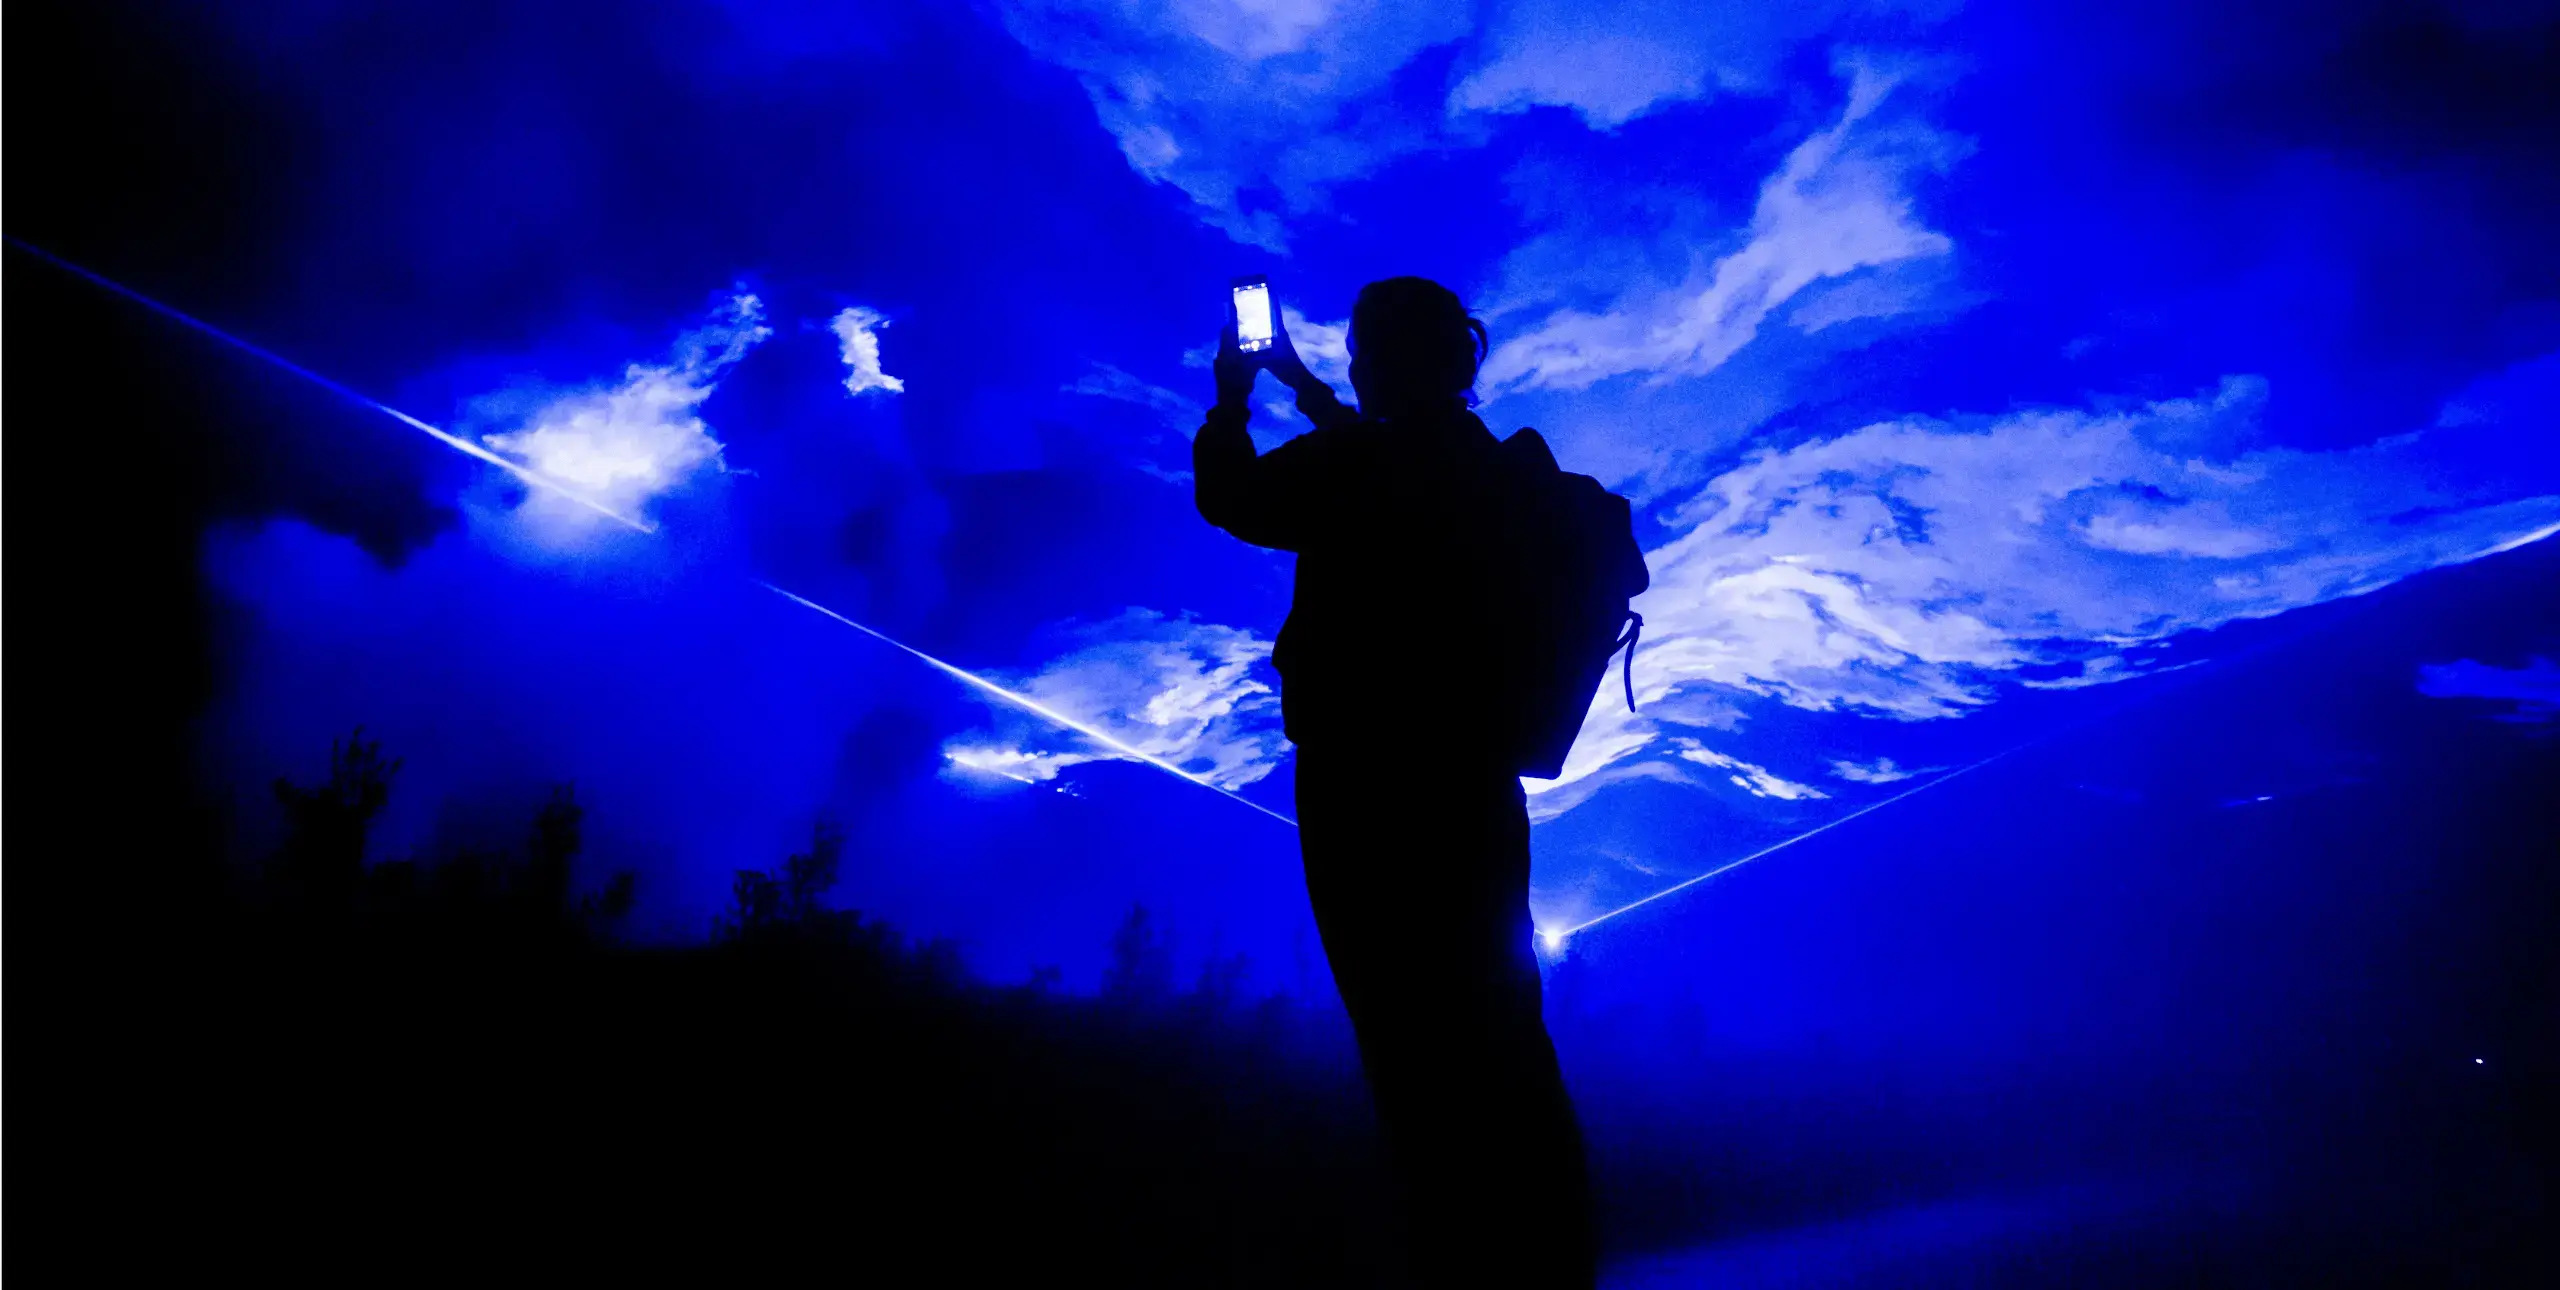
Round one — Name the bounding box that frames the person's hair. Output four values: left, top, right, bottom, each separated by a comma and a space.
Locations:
1348, 277, 1489, 411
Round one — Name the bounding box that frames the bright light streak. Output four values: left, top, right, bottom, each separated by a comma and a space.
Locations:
760, 583, 1299, 827
1559, 747, 2023, 938
33, 235, 2560, 920
7, 240, 1301, 830
2473, 519, 2560, 560
9, 239, 657, 534
30, 246, 2202, 936
17, 238, 2056, 872
37, 240, 2194, 889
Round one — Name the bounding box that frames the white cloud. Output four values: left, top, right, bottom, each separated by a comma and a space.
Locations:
943, 746, 1065, 784
1002, 375, 2555, 827
830, 306, 905, 395
477, 290, 771, 521
1481, 59, 1962, 396
1453, 28, 1720, 129
1066, 362, 1203, 433
1505, 378, 2555, 823
1173, 0, 1346, 60
1785, 263, 1941, 333
992, 0, 1471, 249
1280, 305, 1353, 389
2417, 656, 2560, 722
1670, 738, 1830, 800
944, 610, 1289, 790
1524, 758, 1694, 824
1829, 756, 1936, 783
1517, 719, 1828, 821
1450, 0, 1946, 129
1630, 375, 2560, 722
2016, 657, 2204, 691
1515, 609, 1753, 808
2078, 503, 2278, 558
1524, 680, 1660, 799
1241, 306, 1357, 431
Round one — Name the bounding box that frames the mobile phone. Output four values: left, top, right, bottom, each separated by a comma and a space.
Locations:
1231, 276, 1275, 353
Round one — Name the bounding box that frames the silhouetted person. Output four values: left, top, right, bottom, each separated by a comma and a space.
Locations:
1195, 277, 1611, 1288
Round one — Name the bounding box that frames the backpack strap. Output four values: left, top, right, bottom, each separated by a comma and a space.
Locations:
1616, 611, 1643, 711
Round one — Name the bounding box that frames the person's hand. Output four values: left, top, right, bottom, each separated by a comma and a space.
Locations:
1265, 310, 1320, 396
1213, 321, 1258, 408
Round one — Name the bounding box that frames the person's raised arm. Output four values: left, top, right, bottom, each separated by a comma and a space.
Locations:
1194, 321, 1345, 552
1265, 308, 1359, 431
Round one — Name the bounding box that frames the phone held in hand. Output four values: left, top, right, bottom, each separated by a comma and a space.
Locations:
1231, 275, 1275, 354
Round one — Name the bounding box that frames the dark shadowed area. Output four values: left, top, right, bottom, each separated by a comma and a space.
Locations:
9, 0, 2557, 1284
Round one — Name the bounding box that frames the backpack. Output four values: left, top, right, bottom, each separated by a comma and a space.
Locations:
1491, 428, 1651, 780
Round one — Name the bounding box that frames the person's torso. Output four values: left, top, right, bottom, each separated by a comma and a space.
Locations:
1272, 410, 1518, 753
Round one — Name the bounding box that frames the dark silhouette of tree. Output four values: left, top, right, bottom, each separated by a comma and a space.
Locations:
122, 730, 1421, 1287
578, 869, 640, 938
781, 818, 844, 922
429, 844, 504, 924
1244, 989, 1298, 1058
719, 869, 784, 942
520, 783, 582, 927
270, 727, 400, 915
366, 857, 423, 916
1188, 944, 1254, 1028
715, 818, 848, 944
909, 935, 969, 993
1103, 902, 1176, 1008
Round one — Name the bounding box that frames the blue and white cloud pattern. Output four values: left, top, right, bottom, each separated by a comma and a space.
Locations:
959, 0, 2560, 819
449, 1, 2559, 838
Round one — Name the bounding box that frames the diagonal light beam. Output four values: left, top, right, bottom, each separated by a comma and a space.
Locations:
8, 237, 657, 534
9, 237, 1298, 829
759, 582, 1298, 826
1551, 746, 2022, 945
50, 239, 2262, 896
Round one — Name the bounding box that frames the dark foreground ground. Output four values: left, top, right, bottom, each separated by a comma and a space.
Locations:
1554, 535, 2560, 1287
41, 895, 2552, 1288
25, 543, 2560, 1287
37, 804, 2553, 1290
53, 895, 1401, 1286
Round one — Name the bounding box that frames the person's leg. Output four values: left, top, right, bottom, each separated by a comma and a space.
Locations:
1476, 773, 1597, 1288
1418, 782, 1594, 1288
1295, 749, 1462, 1276
1363, 928, 1592, 1289
1482, 986, 1597, 1287
1295, 751, 1597, 1288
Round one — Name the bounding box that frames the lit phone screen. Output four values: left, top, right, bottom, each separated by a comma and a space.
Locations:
1233, 283, 1274, 352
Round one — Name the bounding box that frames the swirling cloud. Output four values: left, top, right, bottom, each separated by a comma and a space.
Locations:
943, 609, 1289, 791
477, 291, 773, 522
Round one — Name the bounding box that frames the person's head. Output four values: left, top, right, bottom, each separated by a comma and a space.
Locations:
1347, 277, 1487, 420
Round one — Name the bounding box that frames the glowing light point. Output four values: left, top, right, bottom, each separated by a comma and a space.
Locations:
1539, 929, 1567, 953
2474, 1057, 2486, 1066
